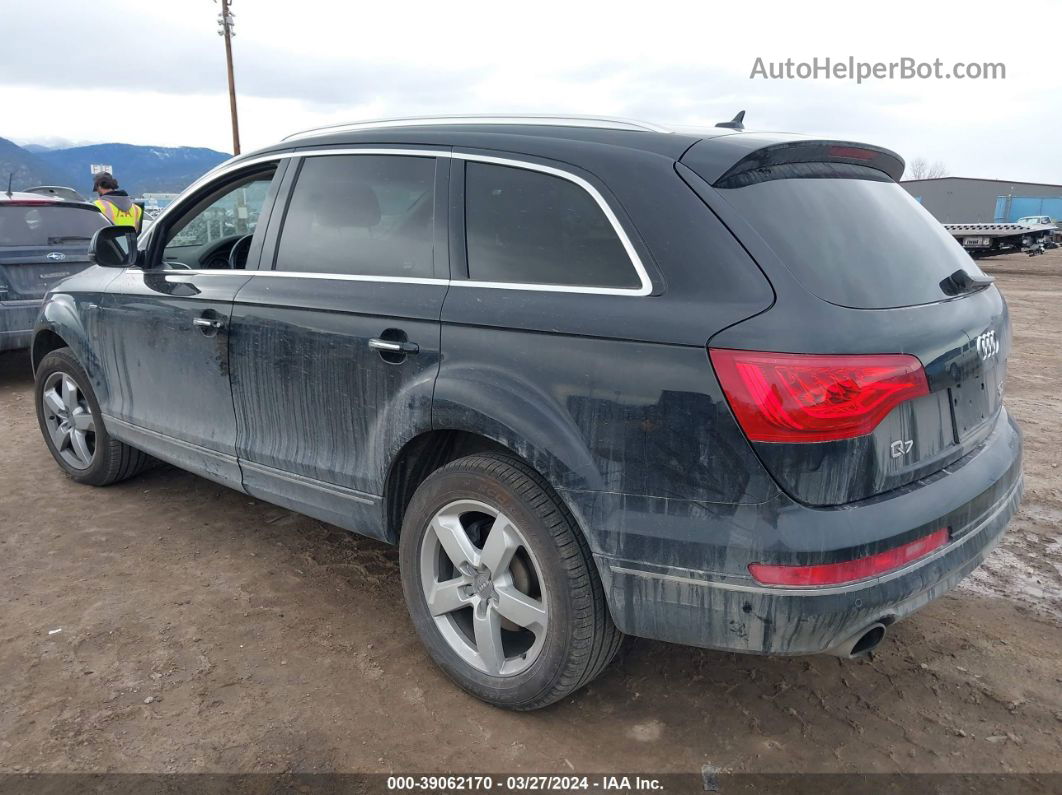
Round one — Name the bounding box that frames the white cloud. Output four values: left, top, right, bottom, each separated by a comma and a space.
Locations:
2, 0, 1059, 182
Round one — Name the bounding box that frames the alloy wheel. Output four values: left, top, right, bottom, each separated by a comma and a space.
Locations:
41, 371, 97, 470
419, 499, 549, 676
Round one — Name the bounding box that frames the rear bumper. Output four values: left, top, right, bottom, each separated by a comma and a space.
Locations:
0, 300, 39, 352
594, 411, 1023, 655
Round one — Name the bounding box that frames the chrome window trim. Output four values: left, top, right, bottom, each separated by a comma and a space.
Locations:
148, 149, 445, 230
453, 152, 652, 296
148, 147, 653, 297
247, 271, 447, 286
152, 270, 449, 286
133, 270, 258, 276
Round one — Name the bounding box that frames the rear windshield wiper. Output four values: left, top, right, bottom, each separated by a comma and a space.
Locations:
47, 235, 93, 243
939, 268, 994, 297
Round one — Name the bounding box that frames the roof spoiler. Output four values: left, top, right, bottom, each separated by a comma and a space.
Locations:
712, 140, 905, 188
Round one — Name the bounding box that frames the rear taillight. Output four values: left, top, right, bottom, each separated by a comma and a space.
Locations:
709, 349, 929, 443
748, 528, 949, 586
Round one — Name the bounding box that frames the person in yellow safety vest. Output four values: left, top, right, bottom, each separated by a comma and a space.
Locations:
92, 172, 143, 232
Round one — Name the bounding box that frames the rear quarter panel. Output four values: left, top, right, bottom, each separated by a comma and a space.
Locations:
436, 148, 779, 563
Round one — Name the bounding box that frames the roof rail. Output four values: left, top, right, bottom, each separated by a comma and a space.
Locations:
282, 114, 673, 141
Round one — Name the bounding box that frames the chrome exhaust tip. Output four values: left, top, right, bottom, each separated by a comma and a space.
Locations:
826, 623, 886, 658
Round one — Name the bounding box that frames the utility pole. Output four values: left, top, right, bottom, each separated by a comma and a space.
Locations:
217, 0, 241, 155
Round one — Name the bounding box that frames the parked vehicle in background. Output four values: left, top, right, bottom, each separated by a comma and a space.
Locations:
1014, 215, 1054, 227
1, 193, 106, 353
24, 185, 89, 203
944, 220, 1057, 257
1015, 215, 1059, 248
31, 116, 1022, 710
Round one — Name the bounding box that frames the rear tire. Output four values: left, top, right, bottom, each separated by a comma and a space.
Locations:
399, 453, 622, 710
35, 348, 151, 486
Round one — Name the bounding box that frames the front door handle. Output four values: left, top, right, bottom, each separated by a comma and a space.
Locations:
368, 338, 419, 354
193, 316, 224, 333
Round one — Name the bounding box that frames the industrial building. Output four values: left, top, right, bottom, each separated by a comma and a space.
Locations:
901, 177, 1062, 223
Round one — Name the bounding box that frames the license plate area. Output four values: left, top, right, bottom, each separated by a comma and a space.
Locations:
951, 366, 1004, 441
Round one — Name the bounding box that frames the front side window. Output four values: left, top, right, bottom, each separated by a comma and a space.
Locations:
162, 168, 276, 269
167, 175, 273, 248
464, 162, 640, 289
274, 155, 436, 278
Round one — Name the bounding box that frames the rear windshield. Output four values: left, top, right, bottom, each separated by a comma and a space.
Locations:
717, 176, 987, 309
0, 205, 107, 247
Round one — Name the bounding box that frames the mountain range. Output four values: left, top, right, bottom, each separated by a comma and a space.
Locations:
1, 137, 230, 197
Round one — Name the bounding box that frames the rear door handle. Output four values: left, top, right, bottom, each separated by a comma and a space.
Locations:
368, 338, 419, 354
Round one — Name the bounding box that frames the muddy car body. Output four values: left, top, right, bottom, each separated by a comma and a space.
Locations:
32, 116, 1023, 708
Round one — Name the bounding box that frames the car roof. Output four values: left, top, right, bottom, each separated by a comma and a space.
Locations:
232, 115, 823, 163
284, 114, 679, 138
197, 116, 896, 196
253, 120, 702, 161
24, 185, 90, 201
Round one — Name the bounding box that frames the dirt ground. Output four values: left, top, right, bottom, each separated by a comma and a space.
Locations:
0, 251, 1059, 779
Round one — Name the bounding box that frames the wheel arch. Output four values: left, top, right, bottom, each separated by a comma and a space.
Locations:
33, 295, 93, 372
384, 429, 510, 543
31, 328, 69, 374
383, 427, 597, 548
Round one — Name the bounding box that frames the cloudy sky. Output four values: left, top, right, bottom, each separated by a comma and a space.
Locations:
4, 0, 1060, 182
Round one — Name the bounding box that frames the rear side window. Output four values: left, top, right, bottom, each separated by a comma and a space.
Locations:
0, 205, 106, 247
464, 162, 640, 289
716, 176, 987, 309
275, 154, 435, 278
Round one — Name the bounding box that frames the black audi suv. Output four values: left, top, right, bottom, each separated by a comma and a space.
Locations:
31, 116, 1022, 709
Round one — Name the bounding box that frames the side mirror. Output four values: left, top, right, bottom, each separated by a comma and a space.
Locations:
89, 225, 140, 268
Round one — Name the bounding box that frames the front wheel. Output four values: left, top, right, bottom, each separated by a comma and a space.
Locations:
399, 453, 622, 710
35, 348, 151, 486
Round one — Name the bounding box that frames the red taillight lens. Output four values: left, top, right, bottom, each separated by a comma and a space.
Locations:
709, 349, 929, 443
749, 528, 949, 587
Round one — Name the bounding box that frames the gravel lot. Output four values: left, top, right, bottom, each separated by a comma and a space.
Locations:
0, 251, 1059, 778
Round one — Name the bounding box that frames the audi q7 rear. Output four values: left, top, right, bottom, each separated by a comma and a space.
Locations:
606, 135, 1022, 661
33, 117, 1021, 709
